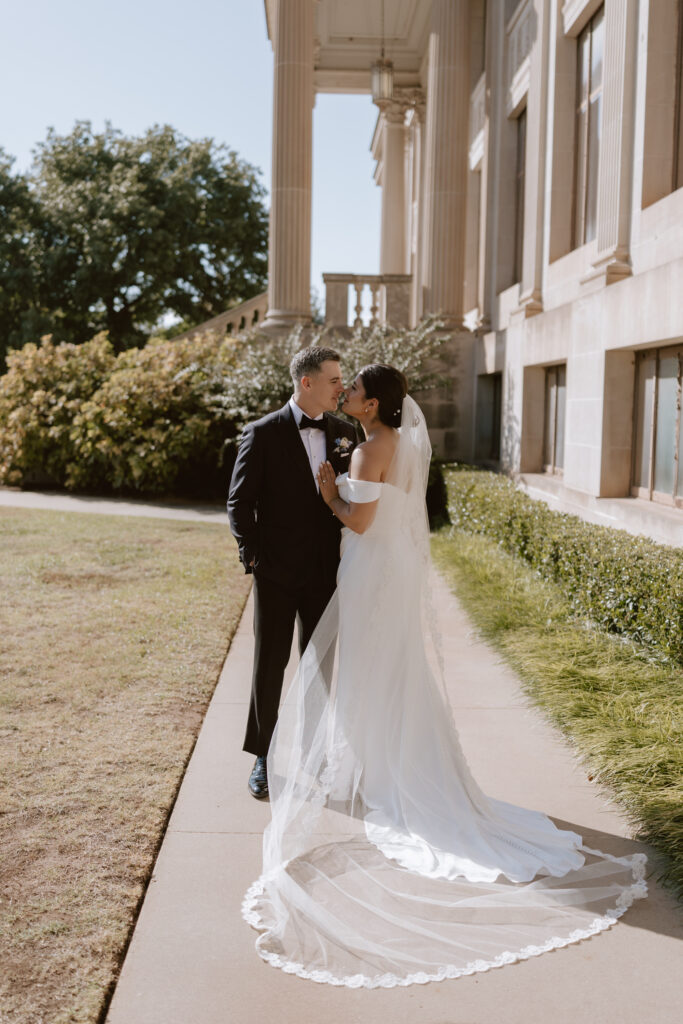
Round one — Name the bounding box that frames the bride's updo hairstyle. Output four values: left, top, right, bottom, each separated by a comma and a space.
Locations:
358, 364, 408, 428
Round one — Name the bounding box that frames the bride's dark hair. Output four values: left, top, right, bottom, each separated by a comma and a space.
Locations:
358, 364, 408, 428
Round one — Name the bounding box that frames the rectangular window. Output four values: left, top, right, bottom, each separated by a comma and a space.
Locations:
572, 6, 604, 247
632, 344, 683, 507
543, 365, 567, 474
674, 0, 683, 189
513, 108, 527, 284
475, 373, 502, 463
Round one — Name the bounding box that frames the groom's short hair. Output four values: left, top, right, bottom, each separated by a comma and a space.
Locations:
290, 346, 341, 386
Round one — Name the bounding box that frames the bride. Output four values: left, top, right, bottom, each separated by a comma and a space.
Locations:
242, 363, 648, 988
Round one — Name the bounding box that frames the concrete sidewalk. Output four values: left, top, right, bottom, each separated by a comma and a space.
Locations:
103, 569, 680, 1024
0, 485, 227, 524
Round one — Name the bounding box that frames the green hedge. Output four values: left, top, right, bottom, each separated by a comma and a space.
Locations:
0, 319, 447, 498
444, 466, 683, 664
0, 332, 240, 498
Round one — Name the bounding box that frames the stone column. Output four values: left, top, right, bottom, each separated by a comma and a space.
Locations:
379, 101, 408, 275
422, 0, 470, 326
589, 0, 638, 285
518, 0, 550, 317
406, 99, 426, 325
263, 0, 314, 330
481, 0, 505, 323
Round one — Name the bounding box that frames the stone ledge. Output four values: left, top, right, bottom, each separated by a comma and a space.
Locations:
516, 473, 683, 548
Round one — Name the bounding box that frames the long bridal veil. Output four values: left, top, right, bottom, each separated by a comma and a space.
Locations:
242, 396, 647, 988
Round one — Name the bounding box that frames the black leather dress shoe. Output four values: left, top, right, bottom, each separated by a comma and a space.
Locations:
248, 756, 269, 799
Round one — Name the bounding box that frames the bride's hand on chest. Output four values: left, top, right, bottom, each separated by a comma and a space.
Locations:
317, 460, 339, 504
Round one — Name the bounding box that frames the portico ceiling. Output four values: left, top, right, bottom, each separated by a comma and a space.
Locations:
263, 0, 430, 93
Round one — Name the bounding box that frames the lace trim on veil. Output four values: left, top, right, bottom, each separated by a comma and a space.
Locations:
241, 849, 648, 989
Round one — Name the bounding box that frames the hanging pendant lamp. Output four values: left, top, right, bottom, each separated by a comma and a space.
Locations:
371, 0, 394, 106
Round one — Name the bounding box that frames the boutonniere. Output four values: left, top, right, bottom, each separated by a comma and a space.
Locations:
333, 436, 352, 457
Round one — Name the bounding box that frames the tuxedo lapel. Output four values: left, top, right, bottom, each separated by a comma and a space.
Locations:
279, 403, 318, 497
324, 414, 334, 464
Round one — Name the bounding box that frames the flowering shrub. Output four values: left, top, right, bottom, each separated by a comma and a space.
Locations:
0, 334, 115, 486
209, 316, 447, 427
0, 318, 447, 497
443, 466, 683, 663
0, 332, 238, 495
67, 333, 239, 494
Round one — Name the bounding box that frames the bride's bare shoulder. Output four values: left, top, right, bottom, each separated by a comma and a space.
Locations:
350, 432, 398, 482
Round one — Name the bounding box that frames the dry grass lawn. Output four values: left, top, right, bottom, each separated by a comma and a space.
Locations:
0, 506, 251, 1024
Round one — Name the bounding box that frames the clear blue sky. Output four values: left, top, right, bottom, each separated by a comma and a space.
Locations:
2, 0, 381, 311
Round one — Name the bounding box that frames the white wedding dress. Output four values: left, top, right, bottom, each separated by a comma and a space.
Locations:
242, 396, 647, 987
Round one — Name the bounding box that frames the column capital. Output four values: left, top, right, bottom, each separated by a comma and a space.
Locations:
378, 98, 408, 125
397, 87, 427, 122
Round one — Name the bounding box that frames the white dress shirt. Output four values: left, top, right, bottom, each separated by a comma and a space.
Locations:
289, 397, 326, 490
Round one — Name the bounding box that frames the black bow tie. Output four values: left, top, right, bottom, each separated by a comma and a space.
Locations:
299, 415, 325, 431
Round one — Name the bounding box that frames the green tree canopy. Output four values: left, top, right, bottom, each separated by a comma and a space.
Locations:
0, 122, 268, 360
0, 153, 45, 353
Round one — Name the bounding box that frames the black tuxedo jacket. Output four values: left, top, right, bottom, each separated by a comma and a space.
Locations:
227, 403, 359, 587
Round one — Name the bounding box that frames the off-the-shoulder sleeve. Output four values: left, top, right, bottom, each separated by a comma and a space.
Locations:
345, 477, 382, 503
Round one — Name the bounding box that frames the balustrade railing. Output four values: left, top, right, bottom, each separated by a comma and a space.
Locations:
176, 291, 269, 341
322, 273, 412, 330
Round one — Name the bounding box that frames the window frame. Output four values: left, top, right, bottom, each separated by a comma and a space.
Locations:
543, 364, 567, 476
513, 106, 527, 285
674, 0, 683, 191
571, 6, 604, 249
475, 371, 503, 466
631, 344, 683, 509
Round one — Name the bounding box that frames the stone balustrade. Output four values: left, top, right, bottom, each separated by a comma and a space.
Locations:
176, 291, 269, 341
322, 273, 412, 330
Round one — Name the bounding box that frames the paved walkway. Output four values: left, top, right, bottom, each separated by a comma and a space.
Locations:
103, 570, 681, 1024
0, 485, 227, 524
5, 487, 678, 1021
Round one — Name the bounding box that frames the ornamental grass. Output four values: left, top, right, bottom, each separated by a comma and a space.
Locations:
432, 472, 683, 899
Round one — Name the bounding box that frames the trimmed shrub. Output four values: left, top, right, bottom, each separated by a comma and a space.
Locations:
444, 466, 683, 664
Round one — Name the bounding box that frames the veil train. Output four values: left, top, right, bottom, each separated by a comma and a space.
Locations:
242, 395, 648, 987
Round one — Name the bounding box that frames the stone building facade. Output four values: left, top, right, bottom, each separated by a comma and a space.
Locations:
261, 0, 683, 543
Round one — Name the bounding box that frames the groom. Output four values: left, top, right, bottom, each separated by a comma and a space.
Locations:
227, 346, 358, 798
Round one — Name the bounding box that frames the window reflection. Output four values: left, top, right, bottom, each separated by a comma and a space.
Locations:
573, 6, 604, 247
633, 345, 683, 506
544, 365, 567, 474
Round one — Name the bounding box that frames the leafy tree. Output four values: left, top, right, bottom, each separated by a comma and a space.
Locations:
0, 151, 48, 356
0, 122, 268, 360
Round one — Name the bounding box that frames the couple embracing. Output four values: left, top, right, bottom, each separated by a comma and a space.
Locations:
228, 346, 647, 989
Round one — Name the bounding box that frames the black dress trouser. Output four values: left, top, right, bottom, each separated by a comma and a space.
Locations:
243, 570, 337, 757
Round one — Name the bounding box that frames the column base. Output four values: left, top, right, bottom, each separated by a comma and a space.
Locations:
515, 288, 544, 318
261, 309, 312, 333
425, 313, 466, 331
580, 255, 632, 290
